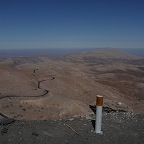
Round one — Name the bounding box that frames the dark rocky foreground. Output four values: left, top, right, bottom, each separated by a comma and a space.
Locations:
0, 113, 144, 144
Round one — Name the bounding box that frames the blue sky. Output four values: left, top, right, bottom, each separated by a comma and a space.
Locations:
0, 0, 144, 49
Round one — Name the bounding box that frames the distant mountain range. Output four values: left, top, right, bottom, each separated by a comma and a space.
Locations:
0, 48, 144, 58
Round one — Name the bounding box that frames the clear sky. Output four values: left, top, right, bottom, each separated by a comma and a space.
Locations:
0, 0, 144, 49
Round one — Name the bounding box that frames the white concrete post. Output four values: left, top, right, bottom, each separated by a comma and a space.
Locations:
95, 95, 103, 134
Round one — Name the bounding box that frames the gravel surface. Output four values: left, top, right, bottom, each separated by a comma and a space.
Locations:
0, 112, 144, 144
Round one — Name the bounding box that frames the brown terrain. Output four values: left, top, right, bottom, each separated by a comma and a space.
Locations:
0, 48, 144, 120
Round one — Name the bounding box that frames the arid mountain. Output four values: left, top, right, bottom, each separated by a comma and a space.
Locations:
66, 48, 141, 59
0, 48, 144, 120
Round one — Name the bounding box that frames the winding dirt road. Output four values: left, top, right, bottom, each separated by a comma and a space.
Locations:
0, 70, 55, 119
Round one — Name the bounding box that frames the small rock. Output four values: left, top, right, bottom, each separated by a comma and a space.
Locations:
85, 115, 92, 120
86, 137, 89, 139
118, 102, 122, 105
19, 137, 23, 141
1, 127, 8, 135
32, 131, 39, 136
69, 118, 74, 121
91, 130, 94, 133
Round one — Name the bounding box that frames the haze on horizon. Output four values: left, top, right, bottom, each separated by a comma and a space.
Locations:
0, 0, 144, 49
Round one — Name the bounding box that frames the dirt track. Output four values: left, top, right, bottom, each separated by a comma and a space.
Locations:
0, 76, 54, 119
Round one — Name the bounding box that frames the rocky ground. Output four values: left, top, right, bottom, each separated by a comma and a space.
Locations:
0, 112, 144, 144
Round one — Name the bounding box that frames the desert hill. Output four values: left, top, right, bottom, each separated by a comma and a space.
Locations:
0, 48, 144, 120
65, 48, 141, 59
